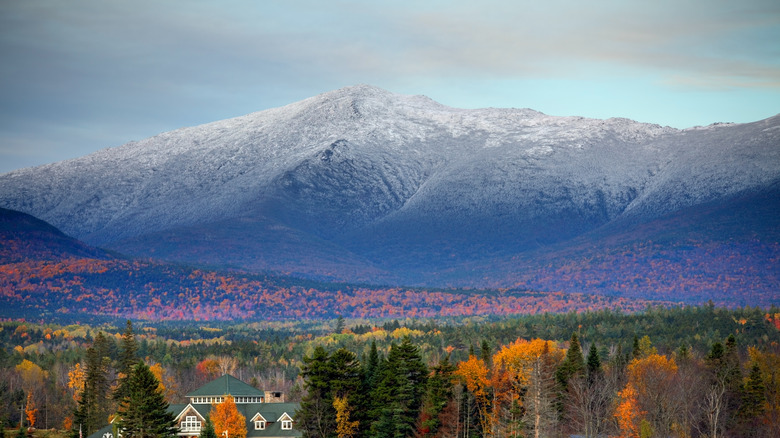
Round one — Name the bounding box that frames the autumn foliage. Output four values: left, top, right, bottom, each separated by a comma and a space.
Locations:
210, 395, 247, 438
0, 256, 663, 321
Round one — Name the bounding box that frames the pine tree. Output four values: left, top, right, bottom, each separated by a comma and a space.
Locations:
358, 341, 380, 437
329, 348, 362, 399
480, 340, 492, 367
420, 354, 456, 437
369, 337, 427, 437
298, 346, 334, 438
116, 362, 176, 438
631, 335, 641, 360
586, 343, 602, 383
200, 416, 218, 438
738, 363, 766, 436
114, 320, 138, 404
334, 316, 345, 334
556, 333, 585, 391
72, 332, 111, 438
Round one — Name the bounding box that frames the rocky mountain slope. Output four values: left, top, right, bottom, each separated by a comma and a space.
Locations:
1, 85, 778, 294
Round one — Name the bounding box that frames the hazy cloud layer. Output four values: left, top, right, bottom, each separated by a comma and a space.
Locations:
1, 0, 778, 173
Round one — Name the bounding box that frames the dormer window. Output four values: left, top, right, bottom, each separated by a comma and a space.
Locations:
255, 420, 266, 430
282, 420, 292, 430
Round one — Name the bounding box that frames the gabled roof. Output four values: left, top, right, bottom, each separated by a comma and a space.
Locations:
186, 374, 264, 398
171, 403, 206, 421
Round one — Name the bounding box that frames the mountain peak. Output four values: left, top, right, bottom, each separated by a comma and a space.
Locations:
0, 87, 777, 292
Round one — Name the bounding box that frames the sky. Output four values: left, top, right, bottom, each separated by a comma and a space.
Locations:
1, 0, 779, 174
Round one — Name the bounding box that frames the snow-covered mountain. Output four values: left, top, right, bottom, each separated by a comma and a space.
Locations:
1, 85, 778, 288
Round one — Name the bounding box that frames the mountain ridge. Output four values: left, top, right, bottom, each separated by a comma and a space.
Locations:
1, 85, 778, 297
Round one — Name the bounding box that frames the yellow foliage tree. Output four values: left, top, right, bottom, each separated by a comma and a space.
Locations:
454, 355, 492, 435
333, 396, 359, 438
493, 338, 564, 387
491, 338, 564, 438
16, 359, 48, 391
149, 363, 168, 393
67, 363, 86, 401
211, 395, 247, 438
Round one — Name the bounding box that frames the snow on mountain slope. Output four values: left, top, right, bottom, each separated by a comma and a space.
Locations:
0, 85, 778, 284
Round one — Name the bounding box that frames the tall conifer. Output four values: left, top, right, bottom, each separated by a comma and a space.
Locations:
586, 343, 602, 383
739, 362, 766, 436
369, 337, 427, 437
114, 321, 138, 403
556, 332, 585, 390
116, 362, 176, 438
72, 332, 111, 437
298, 346, 334, 438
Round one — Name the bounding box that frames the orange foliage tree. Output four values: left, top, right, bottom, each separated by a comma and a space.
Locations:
211, 395, 247, 438
196, 358, 222, 381
25, 392, 37, 428
614, 384, 641, 438
615, 353, 680, 438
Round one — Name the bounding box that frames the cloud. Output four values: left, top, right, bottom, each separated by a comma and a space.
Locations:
1, 0, 778, 173
379, 0, 780, 88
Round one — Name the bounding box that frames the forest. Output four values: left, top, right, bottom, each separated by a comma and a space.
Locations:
1, 304, 779, 437
0, 257, 663, 322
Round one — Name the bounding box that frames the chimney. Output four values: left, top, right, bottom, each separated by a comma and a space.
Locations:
264, 390, 285, 403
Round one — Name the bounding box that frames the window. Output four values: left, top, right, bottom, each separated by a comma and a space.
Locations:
281, 420, 292, 430
255, 421, 266, 430
181, 416, 201, 432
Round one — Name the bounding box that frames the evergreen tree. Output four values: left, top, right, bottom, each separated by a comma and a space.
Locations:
329, 348, 362, 399
738, 363, 766, 436
113, 320, 138, 403
116, 362, 176, 438
72, 332, 111, 438
298, 346, 334, 438
370, 337, 427, 437
480, 340, 492, 367
364, 341, 380, 385
328, 348, 363, 437
420, 354, 456, 437
359, 341, 380, 437
200, 416, 218, 438
585, 343, 602, 384
556, 333, 585, 390
631, 335, 641, 360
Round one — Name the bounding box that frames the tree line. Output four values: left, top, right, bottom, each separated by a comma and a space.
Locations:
1, 305, 779, 435
297, 333, 779, 437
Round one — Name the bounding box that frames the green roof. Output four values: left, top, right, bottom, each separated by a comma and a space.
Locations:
186, 374, 264, 398
184, 402, 302, 438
